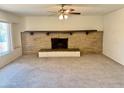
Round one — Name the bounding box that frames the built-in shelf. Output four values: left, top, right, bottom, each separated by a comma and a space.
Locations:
24, 30, 98, 35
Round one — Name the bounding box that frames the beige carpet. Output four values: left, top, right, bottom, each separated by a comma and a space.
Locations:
0, 54, 124, 88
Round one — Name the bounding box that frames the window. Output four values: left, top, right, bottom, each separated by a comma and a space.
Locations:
0, 22, 12, 56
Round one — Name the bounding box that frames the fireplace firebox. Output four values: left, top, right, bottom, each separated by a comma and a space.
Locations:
51, 38, 68, 49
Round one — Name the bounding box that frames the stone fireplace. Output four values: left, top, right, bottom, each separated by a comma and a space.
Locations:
51, 38, 68, 49
21, 31, 103, 54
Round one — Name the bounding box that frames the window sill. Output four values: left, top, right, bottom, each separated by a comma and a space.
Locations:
0, 51, 10, 57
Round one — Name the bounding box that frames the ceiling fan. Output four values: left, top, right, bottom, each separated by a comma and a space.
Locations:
49, 4, 81, 20
58, 4, 81, 15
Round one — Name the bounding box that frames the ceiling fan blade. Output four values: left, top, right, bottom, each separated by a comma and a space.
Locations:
69, 12, 81, 15
47, 13, 58, 16
69, 8, 75, 11
48, 11, 57, 13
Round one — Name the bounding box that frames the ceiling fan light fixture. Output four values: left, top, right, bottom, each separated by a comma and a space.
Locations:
59, 14, 68, 20
64, 15, 68, 19
59, 14, 64, 20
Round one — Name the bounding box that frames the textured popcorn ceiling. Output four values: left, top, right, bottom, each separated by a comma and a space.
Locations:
0, 4, 123, 16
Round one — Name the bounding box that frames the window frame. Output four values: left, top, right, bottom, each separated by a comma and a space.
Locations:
0, 21, 13, 56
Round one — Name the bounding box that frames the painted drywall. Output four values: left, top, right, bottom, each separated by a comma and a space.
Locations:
103, 8, 124, 65
0, 11, 21, 23
25, 16, 103, 31
0, 10, 24, 68
0, 48, 22, 68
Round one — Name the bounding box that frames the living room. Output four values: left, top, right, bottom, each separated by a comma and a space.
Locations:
0, 3, 124, 88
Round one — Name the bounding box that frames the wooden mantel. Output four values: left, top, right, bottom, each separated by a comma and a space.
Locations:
24, 30, 98, 35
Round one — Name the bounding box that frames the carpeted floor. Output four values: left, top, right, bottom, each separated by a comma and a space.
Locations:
0, 54, 124, 88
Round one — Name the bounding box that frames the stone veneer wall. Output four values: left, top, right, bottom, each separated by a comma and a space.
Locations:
21, 31, 103, 55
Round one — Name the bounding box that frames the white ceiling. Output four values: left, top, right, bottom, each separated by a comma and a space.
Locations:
0, 4, 124, 16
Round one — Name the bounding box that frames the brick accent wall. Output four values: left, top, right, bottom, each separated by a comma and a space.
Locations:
21, 31, 103, 55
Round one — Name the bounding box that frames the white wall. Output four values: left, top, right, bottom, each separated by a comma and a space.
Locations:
25, 16, 103, 31
103, 8, 124, 65
0, 10, 24, 68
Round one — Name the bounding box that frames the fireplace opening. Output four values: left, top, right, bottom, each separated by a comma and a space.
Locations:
51, 38, 68, 49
